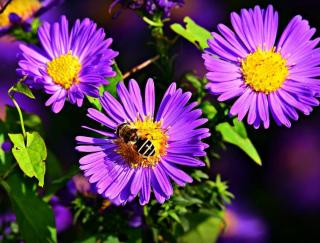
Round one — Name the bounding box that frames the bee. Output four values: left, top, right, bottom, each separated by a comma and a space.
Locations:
116, 123, 155, 157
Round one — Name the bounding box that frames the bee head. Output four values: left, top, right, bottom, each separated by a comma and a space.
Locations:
115, 123, 128, 136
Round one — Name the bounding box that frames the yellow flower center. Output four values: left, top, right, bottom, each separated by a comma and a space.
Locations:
0, 0, 41, 28
241, 48, 288, 93
47, 52, 82, 89
114, 117, 168, 168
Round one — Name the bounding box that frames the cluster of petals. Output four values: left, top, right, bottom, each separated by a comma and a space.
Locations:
203, 5, 320, 128
76, 79, 210, 205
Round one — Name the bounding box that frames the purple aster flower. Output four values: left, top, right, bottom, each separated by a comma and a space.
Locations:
203, 5, 320, 128
17, 15, 119, 113
0, 0, 63, 36
76, 79, 210, 205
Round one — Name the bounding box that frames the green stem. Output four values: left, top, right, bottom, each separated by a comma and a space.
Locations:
143, 16, 163, 27
8, 87, 27, 139
147, 15, 175, 85
1, 163, 17, 180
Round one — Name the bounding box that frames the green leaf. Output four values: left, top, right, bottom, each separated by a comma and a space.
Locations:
0, 130, 5, 165
178, 212, 222, 243
103, 63, 123, 97
171, 17, 211, 50
10, 18, 40, 44
5, 106, 43, 134
191, 170, 209, 182
46, 150, 64, 179
78, 237, 96, 243
86, 96, 102, 110
23, 113, 42, 129
0, 120, 15, 175
12, 82, 35, 99
200, 101, 218, 120
184, 73, 202, 94
104, 235, 120, 243
1, 173, 57, 243
43, 166, 79, 202
216, 119, 262, 165
8, 132, 47, 186
86, 63, 123, 109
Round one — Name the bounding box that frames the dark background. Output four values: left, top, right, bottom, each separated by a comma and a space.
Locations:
1, 0, 320, 242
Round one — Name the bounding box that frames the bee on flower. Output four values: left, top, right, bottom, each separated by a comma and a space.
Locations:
76, 79, 210, 205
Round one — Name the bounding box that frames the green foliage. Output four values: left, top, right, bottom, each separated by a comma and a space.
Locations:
104, 63, 123, 97
191, 169, 209, 182
0, 173, 57, 243
9, 132, 47, 187
183, 73, 261, 165
11, 82, 35, 99
0, 5, 266, 243
178, 212, 222, 243
184, 73, 203, 94
216, 119, 262, 165
87, 63, 123, 110
5, 106, 43, 134
171, 17, 211, 50
72, 197, 95, 224
0, 120, 15, 176
201, 101, 218, 120
43, 166, 79, 202
144, 175, 233, 242
10, 18, 41, 44
69, 195, 143, 242
0, 125, 6, 165
79, 235, 121, 243
105, 235, 121, 243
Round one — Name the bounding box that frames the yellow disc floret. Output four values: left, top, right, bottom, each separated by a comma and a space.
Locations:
0, 0, 41, 28
241, 48, 289, 93
47, 51, 82, 89
115, 116, 168, 168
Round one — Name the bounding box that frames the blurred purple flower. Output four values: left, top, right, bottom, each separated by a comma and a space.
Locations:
110, 0, 184, 17
0, 212, 16, 239
127, 203, 143, 228
50, 196, 73, 233
67, 174, 96, 196
270, 126, 320, 210
203, 5, 320, 129
0, 0, 63, 37
17, 15, 118, 113
146, 0, 184, 16
76, 79, 209, 205
220, 206, 267, 243
1, 141, 12, 152
0, 212, 16, 227
52, 205, 73, 233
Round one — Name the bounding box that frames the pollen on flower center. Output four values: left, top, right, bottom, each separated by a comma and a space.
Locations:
114, 116, 168, 168
47, 51, 81, 89
241, 48, 289, 93
0, 0, 41, 27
